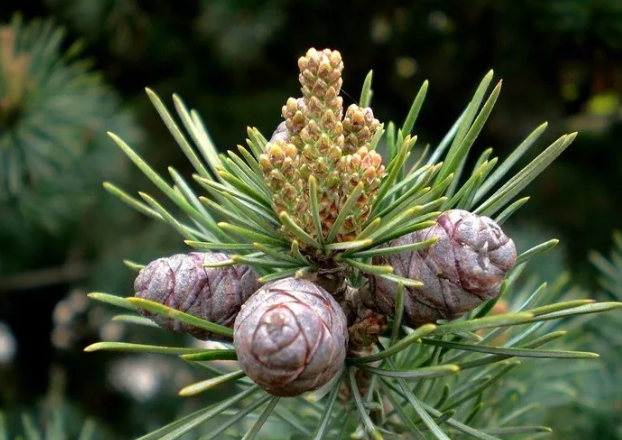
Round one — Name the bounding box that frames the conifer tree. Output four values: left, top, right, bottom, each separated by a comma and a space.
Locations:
86, 47, 622, 439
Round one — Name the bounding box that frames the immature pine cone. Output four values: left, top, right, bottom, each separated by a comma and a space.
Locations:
372, 209, 516, 325
234, 277, 348, 397
134, 252, 258, 341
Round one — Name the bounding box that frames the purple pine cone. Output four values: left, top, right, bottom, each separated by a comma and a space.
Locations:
269, 121, 290, 143
373, 209, 517, 325
134, 252, 258, 340
234, 277, 348, 397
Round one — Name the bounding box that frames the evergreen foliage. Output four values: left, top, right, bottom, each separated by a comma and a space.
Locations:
0, 14, 141, 283
0, 15, 140, 232
85, 49, 621, 439
0, 368, 110, 440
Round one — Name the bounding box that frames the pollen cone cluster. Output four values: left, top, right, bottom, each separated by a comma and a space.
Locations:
259, 48, 384, 243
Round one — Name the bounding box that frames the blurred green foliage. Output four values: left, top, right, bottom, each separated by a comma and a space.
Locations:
0, 0, 621, 438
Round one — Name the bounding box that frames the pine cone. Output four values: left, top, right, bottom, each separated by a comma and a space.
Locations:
269, 120, 290, 144
134, 252, 258, 340
372, 209, 517, 325
233, 277, 348, 397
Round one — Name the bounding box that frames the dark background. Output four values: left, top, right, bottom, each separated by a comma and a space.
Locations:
0, 0, 621, 438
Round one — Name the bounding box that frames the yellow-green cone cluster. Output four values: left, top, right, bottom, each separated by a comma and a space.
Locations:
258, 135, 304, 222
260, 48, 384, 243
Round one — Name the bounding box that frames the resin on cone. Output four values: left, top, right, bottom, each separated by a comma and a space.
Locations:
373, 209, 517, 325
134, 252, 258, 340
234, 277, 348, 397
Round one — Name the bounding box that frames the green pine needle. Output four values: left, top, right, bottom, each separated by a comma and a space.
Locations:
421, 339, 598, 359
433, 312, 535, 335
343, 258, 393, 275
376, 273, 424, 288
308, 175, 325, 245
181, 350, 238, 362
326, 182, 365, 243
257, 267, 313, 284
325, 239, 373, 252
172, 94, 222, 176
476, 132, 577, 217
359, 70, 374, 108
103, 182, 162, 221
310, 371, 344, 440
87, 292, 137, 311
123, 259, 146, 272
349, 237, 437, 259
231, 253, 299, 269
186, 241, 255, 252
240, 396, 280, 440
125, 297, 234, 338
155, 386, 261, 440
279, 211, 323, 248
178, 370, 246, 397
348, 323, 436, 364
218, 222, 286, 247
494, 196, 530, 224
349, 368, 383, 440
402, 80, 429, 137
197, 394, 273, 440
474, 122, 548, 204
111, 314, 158, 327
387, 367, 451, 440
390, 283, 405, 346
84, 342, 207, 355
252, 242, 301, 264
356, 364, 460, 379
516, 239, 559, 265
140, 192, 198, 241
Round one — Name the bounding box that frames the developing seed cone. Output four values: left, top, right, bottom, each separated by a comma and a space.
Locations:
372, 209, 517, 325
134, 252, 258, 340
233, 277, 348, 397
